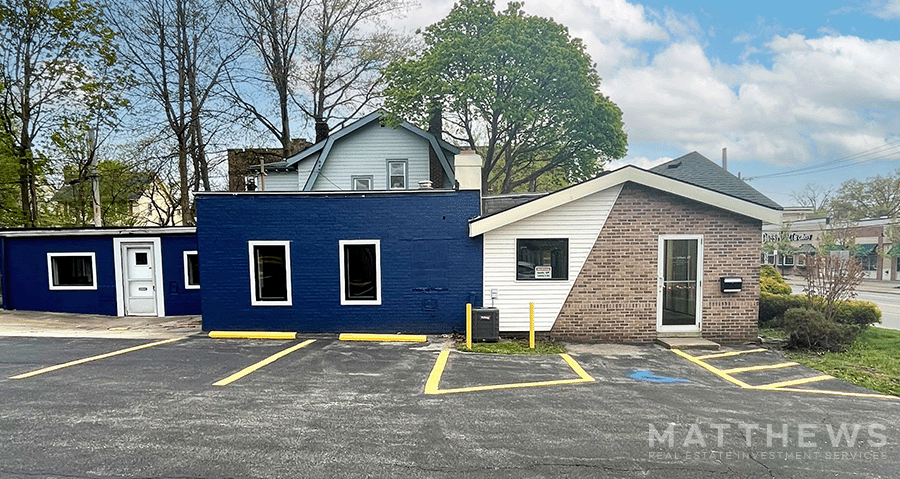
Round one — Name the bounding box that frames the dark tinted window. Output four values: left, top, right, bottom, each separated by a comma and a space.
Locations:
254, 245, 288, 301
51, 256, 94, 287
344, 243, 378, 300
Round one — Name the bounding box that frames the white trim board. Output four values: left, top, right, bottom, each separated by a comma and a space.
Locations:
470, 166, 782, 237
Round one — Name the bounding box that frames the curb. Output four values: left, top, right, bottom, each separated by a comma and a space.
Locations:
339, 333, 427, 342
208, 331, 297, 340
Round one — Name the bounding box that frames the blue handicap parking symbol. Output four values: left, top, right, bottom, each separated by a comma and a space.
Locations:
629, 370, 690, 383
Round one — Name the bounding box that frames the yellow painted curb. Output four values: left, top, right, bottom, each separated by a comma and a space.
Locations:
339, 333, 427, 342
208, 331, 297, 340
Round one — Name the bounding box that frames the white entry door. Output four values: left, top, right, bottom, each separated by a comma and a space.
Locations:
657, 235, 703, 333
123, 244, 157, 316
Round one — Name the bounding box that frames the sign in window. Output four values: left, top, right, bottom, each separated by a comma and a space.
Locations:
516, 239, 568, 280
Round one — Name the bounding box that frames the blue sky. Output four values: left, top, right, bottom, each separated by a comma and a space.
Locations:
398, 0, 900, 206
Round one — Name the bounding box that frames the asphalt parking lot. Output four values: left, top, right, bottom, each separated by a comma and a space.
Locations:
0, 335, 898, 478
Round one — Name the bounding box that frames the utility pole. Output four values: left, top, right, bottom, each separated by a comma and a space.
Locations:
87, 129, 102, 227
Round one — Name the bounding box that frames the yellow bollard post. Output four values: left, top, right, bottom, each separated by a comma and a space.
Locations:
529, 302, 535, 349
466, 303, 472, 349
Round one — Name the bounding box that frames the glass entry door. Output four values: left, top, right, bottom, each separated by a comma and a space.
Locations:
658, 236, 702, 332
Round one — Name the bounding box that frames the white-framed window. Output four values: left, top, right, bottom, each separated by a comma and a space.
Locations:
339, 239, 381, 305
761, 252, 776, 265
781, 255, 795, 267
47, 252, 97, 290
351, 175, 373, 191
797, 254, 806, 267
183, 250, 200, 289
516, 239, 569, 280
248, 241, 292, 306
387, 160, 407, 190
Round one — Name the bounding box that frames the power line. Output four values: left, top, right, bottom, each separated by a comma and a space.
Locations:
745, 139, 900, 181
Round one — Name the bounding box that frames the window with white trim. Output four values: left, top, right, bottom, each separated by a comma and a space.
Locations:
248, 241, 292, 306
183, 251, 200, 289
387, 160, 407, 189
781, 255, 794, 266
47, 252, 97, 290
797, 254, 806, 267
340, 240, 381, 305
516, 239, 568, 280
352, 176, 372, 191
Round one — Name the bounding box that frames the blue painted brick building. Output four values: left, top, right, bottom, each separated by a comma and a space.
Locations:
0, 229, 201, 317
195, 190, 483, 333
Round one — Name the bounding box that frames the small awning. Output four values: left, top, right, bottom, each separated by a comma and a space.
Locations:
888, 243, 900, 257
797, 244, 817, 254
852, 244, 877, 257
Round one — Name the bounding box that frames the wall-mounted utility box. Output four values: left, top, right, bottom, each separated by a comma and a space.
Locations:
720, 276, 743, 293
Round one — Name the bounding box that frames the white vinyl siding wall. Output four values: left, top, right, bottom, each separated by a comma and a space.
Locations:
310, 122, 431, 191
295, 152, 319, 189
261, 171, 300, 191
482, 185, 622, 331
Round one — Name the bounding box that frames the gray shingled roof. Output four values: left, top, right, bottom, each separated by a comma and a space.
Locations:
482, 193, 549, 216
650, 152, 782, 210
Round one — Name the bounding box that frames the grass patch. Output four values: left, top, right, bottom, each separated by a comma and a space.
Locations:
783, 327, 900, 397
758, 326, 788, 341
457, 340, 566, 355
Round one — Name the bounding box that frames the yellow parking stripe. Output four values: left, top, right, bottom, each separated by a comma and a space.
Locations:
213, 339, 315, 386
9, 338, 183, 380
671, 349, 753, 388
694, 348, 767, 360
425, 351, 594, 395
754, 374, 833, 389
721, 362, 800, 374
424, 350, 451, 394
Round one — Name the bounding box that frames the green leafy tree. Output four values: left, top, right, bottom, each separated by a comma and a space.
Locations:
383, 0, 627, 194
0, 0, 119, 226
48, 160, 152, 227
828, 169, 900, 221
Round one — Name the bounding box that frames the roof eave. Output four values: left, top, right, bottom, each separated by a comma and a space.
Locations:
469, 166, 783, 237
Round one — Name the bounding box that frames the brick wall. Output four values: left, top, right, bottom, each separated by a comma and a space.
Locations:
195, 190, 482, 333
551, 182, 761, 343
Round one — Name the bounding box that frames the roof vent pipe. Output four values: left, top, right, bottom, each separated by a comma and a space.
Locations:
722, 147, 728, 171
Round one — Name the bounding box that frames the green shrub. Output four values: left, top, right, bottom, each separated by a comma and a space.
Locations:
833, 300, 881, 328
760, 265, 791, 295
783, 307, 860, 352
759, 292, 809, 324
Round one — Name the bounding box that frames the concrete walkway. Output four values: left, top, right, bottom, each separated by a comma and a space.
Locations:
0, 310, 202, 339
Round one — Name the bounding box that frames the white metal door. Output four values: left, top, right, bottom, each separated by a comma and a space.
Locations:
123, 244, 157, 316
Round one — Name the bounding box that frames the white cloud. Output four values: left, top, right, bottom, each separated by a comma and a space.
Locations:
868, 0, 900, 19
606, 156, 672, 170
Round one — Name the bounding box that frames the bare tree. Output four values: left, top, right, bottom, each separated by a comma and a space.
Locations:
803, 251, 865, 322
790, 183, 832, 214
226, 0, 311, 158
108, 0, 241, 224
300, 0, 411, 142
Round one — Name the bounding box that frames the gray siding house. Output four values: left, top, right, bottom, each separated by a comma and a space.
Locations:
254, 112, 460, 192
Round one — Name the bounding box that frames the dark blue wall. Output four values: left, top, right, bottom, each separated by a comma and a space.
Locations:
196, 191, 483, 333
0, 232, 201, 316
